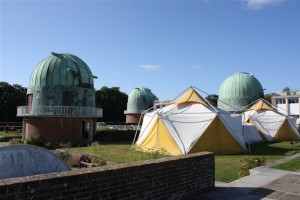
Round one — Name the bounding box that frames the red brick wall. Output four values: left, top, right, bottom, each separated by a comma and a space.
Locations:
0, 152, 215, 200
23, 117, 92, 142
126, 114, 142, 124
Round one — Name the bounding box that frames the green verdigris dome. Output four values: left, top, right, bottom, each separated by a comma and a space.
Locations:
124, 87, 157, 114
29, 52, 96, 89
27, 52, 97, 108
217, 72, 264, 111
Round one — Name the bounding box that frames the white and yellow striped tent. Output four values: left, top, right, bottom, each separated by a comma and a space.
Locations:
243, 99, 300, 142
134, 87, 247, 155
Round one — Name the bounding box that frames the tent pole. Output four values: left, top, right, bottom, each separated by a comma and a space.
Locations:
194, 86, 240, 112
242, 112, 251, 153
131, 103, 167, 149
131, 115, 143, 149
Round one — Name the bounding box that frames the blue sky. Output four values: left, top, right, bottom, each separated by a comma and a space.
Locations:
1, 0, 299, 100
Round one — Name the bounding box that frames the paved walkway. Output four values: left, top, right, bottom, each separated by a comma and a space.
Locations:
0, 142, 9, 147
199, 153, 300, 200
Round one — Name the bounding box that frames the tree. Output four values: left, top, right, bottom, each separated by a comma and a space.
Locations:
205, 94, 218, 107
95, 86, 128, 122
264, 94, 272, 104
282, 87, 292, 95
282, 87, 290, 92
0, 82, 27, 122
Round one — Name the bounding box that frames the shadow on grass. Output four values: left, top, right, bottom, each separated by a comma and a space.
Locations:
99, 141, 132, 145
248, 142, 300, 156
96, 141, 300, 154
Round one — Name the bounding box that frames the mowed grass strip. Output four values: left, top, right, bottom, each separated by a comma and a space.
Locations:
0, 131, 22, 142
0, 132, 20, 137
69, 143, 169, 163
216, 142, 300, 182
271, 157, 300, 171
68, 141, 300, 183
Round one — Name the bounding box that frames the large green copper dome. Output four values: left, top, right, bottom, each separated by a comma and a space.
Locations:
27, 52, 97, 109
124, 87, 157, 114
29, 52, 96, 89
217, 72, 264, 111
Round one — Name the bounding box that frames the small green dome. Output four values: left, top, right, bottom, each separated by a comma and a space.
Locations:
29, 52, 96, 89
125, 87, 157, 114
217, 72, 264, 111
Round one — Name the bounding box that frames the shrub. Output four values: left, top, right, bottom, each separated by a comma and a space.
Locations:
54, 150, 71, 162
53, 150, 79, 167
90, 141, 101, 146
87, 142, 106, 166
59, 136, 88, 148
94, 130, 138, 143
9, 138, 25, 144
238, 157, 266, 178
59, 142, 72, 149
134, 147, 170, 161
146, 148, 170, 159
26, 136, 45, 147
90, 155, 106, 166
44, 142, 56, 150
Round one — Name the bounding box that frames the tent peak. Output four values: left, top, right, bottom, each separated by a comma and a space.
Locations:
172, 87, 206, 105
247, 98, 275, 111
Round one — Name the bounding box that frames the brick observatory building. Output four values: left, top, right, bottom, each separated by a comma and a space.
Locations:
17, 52, 102, 143
124, 87, 157, 124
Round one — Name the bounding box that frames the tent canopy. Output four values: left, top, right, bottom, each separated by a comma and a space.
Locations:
134, 86, 248, 155
244, 99, 300, 142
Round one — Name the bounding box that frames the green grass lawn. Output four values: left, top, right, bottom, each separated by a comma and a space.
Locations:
67, 141, 300, 183
271, 157, 300, 171
0, 131, 19, 137
69, 142, 169, 163
0, 131, 22, 142
215, 142, 300, 182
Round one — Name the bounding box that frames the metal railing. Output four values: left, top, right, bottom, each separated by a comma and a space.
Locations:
17, 106, 103, 117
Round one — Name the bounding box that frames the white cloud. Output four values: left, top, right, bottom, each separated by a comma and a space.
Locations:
139, 64, 161, 71
191, 65, 203, 70
244, 0, 283, 10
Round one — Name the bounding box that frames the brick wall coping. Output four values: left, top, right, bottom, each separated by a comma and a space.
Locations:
0, 151, 213, 186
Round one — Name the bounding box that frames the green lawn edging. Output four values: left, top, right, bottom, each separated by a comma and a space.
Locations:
271, 157, 300, 171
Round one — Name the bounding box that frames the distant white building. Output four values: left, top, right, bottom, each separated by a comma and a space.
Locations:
153, 99, 172, 110
271, 89, 300, 118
